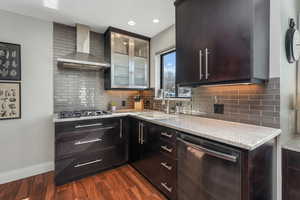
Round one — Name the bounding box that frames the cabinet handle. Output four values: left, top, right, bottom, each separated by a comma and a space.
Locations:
161, 182, 173, 193
138, 123, 141, 144
120, 119, 123, 138
141, 123, 144, 145
205, 48, 210, 80
74, 138, 102, 145
161, 132, 172, 138
75, 123, 103, 129
161, 145, 173, 153
161, 162, 173, 171
199, 50, 203, 80
74, 159, 103, 168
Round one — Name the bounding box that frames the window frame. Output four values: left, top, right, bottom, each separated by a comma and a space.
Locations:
160, 50, 191, 99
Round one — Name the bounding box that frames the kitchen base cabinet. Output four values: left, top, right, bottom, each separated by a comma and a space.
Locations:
282, 149, 300, 200
55, 117, 128, 186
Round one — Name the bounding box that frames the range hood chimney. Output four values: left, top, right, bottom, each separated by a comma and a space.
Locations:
57, 24, 110, 70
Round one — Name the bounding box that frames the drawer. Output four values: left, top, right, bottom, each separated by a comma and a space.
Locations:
285, 150, 300, 169
159, 128, 177, 144
157, 171, 177, 200
56, 126, 124, 160
55, 118, 122, 133
55, 143, 127, 185
159, 140, 177, 159
158, 153, 177, 179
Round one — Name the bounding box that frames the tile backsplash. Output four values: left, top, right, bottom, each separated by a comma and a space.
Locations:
142, 78, 280, 128
53, 23, 138, 112
191, 78, 280, 128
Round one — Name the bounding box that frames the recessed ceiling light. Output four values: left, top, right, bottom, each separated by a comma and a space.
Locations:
43, 0, 58, 9
128, 20, 136, 26
153, 19, 160, 23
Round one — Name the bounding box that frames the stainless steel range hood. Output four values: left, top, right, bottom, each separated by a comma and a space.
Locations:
57, 24, 110, 70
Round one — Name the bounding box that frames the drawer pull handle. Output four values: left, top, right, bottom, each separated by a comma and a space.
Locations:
161, 132, 172, 138
161, 145, 173, 153
74, 159, 103, 168
161, 162, 172, 171
75, 123, 103, 129
161, 182, 173, 193
74, 138, 102, 145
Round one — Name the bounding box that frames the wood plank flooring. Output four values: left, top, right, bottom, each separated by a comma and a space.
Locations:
0, 165, 167, 200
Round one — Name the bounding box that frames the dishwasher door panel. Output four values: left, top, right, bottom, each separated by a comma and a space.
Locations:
177, 136, 242, 200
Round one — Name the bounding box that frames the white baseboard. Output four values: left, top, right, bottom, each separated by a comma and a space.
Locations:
0, 162, 54, 184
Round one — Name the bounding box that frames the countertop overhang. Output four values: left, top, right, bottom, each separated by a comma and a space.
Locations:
53, 111, 281, 151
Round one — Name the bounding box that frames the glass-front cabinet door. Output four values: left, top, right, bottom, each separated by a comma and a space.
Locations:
110, 31, 149, 89
132, 39, 149, 88
111, 33, 130, 87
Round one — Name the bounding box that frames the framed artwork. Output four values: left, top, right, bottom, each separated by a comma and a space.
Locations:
0, 82, 21, 120
0, 42, 21, 81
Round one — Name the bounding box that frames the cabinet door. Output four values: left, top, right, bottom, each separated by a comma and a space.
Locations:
204, 0, 251, 83
129, 118, 140, 164
176, 0, 208, 85
132, 39, 149, 88
138, 123, 161, 182
111, 33, 130, 88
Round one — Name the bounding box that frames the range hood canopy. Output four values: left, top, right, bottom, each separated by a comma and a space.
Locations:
57, 24, 110, 70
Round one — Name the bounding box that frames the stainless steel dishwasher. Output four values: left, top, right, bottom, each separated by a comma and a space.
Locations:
177, 133, 242, 200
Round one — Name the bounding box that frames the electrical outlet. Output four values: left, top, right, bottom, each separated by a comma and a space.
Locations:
214, 104, 224, 114
122, 101, 126, 107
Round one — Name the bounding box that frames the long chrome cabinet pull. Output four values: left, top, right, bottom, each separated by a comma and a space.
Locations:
199, 50, 203, 80
74, 159, 103, 168
161, 132, 172, 138
75, 123, 103, 129
141, 123, 144, 144
138, 123, 141, 143
120, 119, 123, 138
161, 162, 172, 171
161, 145, 173, 153
74, 138, 102, 145
205, 48, 210, 80
161, 182, 173, 193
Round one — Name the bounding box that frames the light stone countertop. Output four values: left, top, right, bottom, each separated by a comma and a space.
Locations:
53, 110, 281, 151
282, 136, 300, 152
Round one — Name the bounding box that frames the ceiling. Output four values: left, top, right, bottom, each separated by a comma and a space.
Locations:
0, 0, 175, 37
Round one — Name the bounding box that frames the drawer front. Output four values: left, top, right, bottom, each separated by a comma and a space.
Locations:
159, 127, 177, 144
159, 140, 177, 159
158, 153, 177, 179
286, 150, 300, 169
56, 126, 124, 160
55, 118, 122, 133
157, 171, 177, 200
55, 143, 127, 185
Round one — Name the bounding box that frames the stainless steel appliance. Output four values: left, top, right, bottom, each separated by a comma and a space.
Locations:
177, 133, 242, 200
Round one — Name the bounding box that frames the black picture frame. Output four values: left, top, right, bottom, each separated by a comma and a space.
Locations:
0, 42, 21, 81
0, 82, 21, 120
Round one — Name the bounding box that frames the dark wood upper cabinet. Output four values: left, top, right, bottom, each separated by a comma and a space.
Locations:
175, 0, 270, 86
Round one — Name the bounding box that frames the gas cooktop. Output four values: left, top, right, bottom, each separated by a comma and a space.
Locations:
58, 110, 112, 119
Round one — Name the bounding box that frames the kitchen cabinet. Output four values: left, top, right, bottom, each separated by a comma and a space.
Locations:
282, 149, 300, 200
55, 117, 128, 185
104, 27, 150, 90
175, 0, 269, 86
129, 118, 178, 200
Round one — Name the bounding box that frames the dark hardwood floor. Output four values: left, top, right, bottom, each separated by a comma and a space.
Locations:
0, 165, 167, 200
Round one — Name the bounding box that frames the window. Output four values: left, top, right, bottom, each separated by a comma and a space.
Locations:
160, 50, 191, 98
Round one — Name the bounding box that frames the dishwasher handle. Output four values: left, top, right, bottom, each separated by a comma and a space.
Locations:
178, 138, 238, 163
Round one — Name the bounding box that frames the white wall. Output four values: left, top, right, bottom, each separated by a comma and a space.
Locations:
0, 10, 53, 184
150, 25, 175, 88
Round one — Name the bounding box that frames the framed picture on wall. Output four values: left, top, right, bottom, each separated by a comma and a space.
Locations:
0, 42, 21, 81
0, 82, 21, 120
